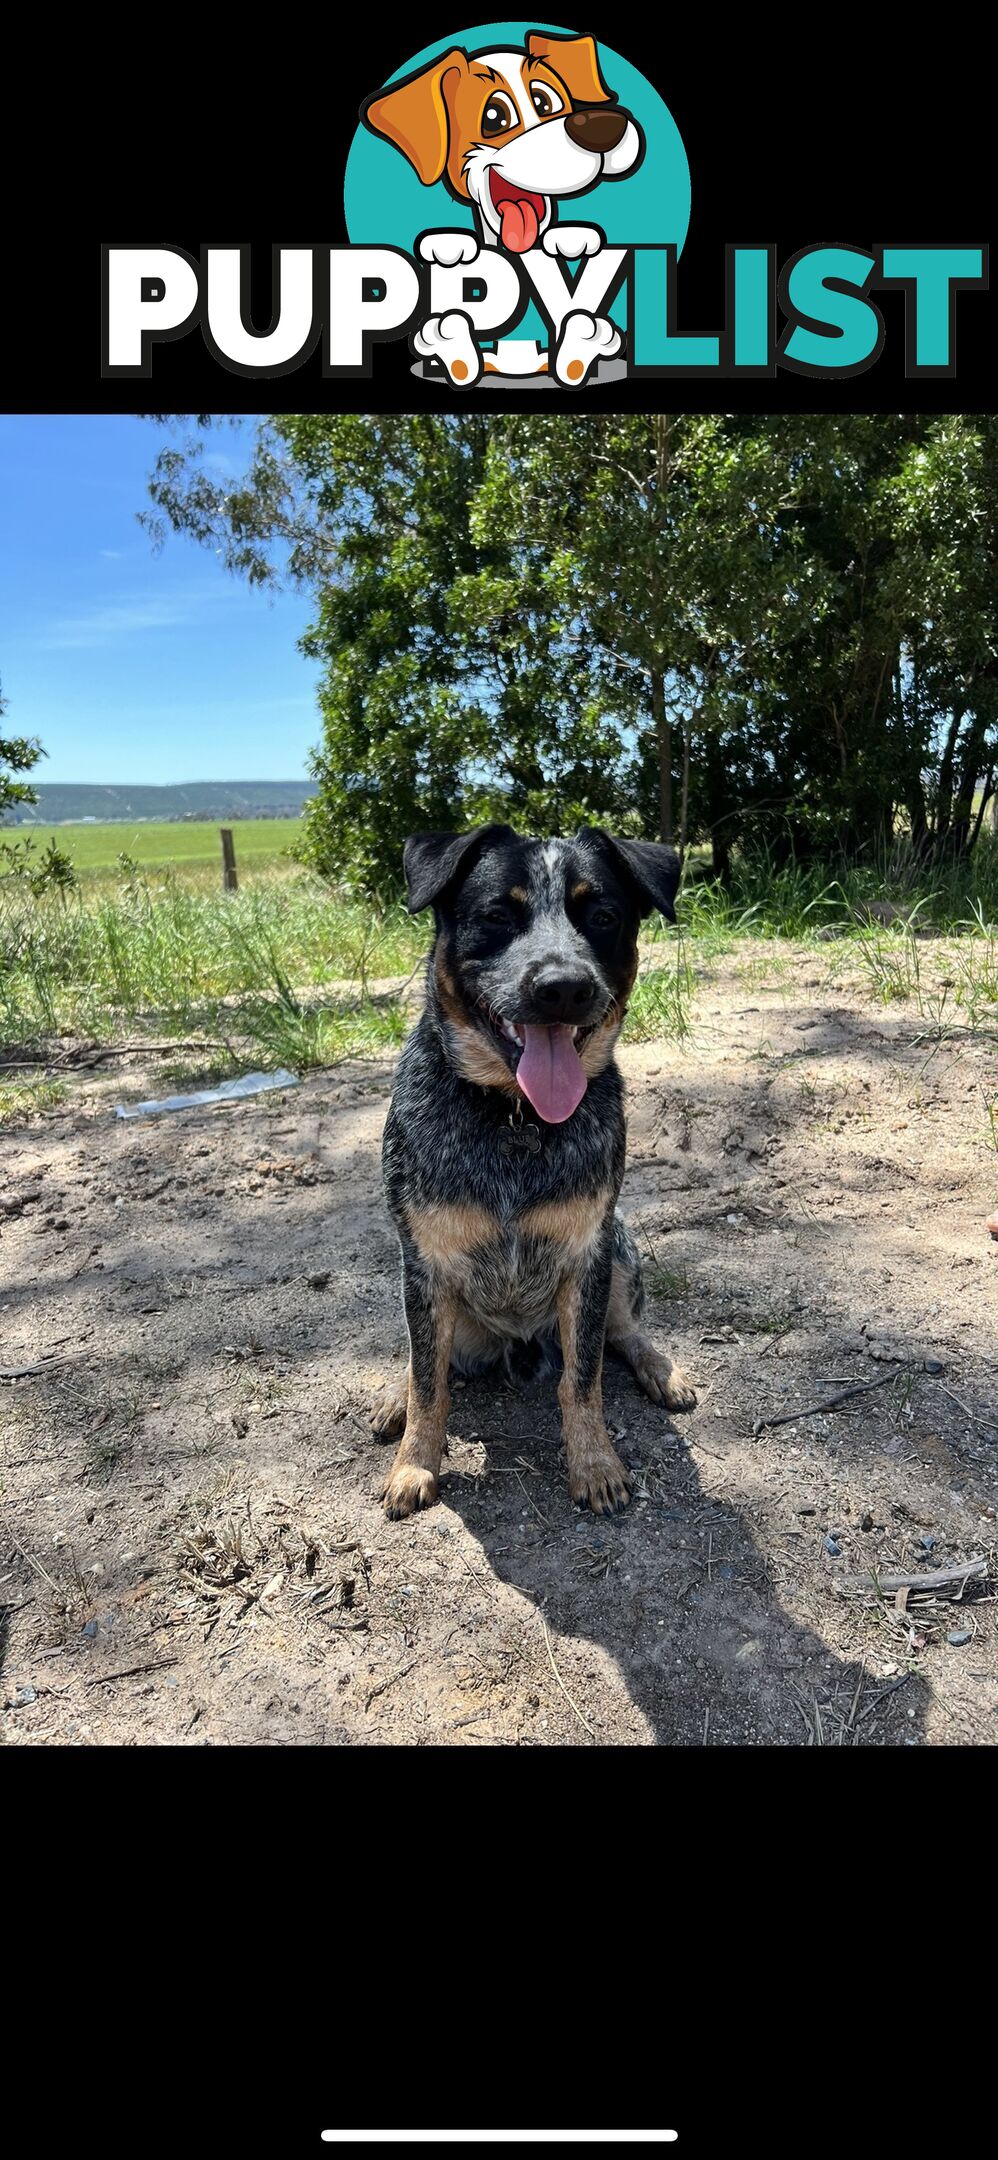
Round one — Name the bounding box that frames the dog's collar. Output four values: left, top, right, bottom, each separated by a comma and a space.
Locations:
498, 1093, 543, 1155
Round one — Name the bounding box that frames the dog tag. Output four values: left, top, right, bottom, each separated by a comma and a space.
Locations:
499, 1119, 542, 1155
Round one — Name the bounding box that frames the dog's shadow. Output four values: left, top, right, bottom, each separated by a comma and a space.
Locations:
428, 1355, 931, 1747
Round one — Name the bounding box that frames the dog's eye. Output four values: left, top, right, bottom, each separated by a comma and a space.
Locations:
481, 95, 516, 136
590, 904, 619, 928
481, 904, 512, 925
530, 85, 564, 118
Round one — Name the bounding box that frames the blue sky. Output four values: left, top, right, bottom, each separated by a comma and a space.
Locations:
0, 415, 322, 784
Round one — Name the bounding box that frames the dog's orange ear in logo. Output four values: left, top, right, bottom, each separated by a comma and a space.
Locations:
363, 49, 468, 184
526, 30, 615, 106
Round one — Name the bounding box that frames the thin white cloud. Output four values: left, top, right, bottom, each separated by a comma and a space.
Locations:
44, 584, 238, 651
98, 548, 124, 560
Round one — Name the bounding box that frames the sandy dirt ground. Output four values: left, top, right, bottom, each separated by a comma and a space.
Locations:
2, 942, 996, 1747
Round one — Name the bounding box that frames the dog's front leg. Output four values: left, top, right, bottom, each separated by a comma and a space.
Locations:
556, 1232, 632, 1514
382, 1256, 457, 1518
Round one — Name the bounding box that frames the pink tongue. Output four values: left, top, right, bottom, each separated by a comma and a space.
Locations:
499, 196, 540, 252
516, 1024, 588, 1124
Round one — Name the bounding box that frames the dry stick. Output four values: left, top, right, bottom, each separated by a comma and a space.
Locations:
847, 1555, 987, 1599
84, 1656, 178, 1688
539, 1611, 595, 1739
0, 1355, 74, 1381
855, 1674, 912, 1725
754, 1367, 899, 1435
0, 1512, 64, 1597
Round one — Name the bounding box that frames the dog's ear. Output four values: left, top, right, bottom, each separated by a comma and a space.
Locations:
362, 49, 468, 184
526, 30, 615, 105
578, 830, 682, 922
403, 824, 518, 914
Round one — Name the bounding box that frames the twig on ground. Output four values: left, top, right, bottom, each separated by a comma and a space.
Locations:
844, 1555, 987, 1600
84, 1657, 179, 1688
854, 1674, 912, 1725
364, 1658, 416, 1710
539, 1611, 595, 1738
0, 1513, 64, 1596
0, 1356, 74, 1381
753, 1368, 899, 1435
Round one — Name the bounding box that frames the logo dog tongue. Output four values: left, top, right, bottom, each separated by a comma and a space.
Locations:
516, 1024, 588, 1123
498, 195, 540, 252
490, 173, 545, 254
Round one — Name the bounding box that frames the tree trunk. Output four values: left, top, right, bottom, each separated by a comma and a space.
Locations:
678, 723, 691, 864
651, 668, 672, 845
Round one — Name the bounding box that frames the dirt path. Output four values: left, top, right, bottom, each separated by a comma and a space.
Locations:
2, 943, 996, 1746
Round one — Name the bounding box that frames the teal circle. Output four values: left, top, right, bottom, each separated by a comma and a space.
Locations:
345, 22, 690, 254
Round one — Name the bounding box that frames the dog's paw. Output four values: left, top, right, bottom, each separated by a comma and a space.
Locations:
569, 1446, 632, 1515
418, 231, 480, 269
413, 311, 482, 386
541, 225, 603, 259
371, 1380, 408, 1441
629, 1342, 697, 1412
553, 310, 621, 386
382, 1461, 439, 1519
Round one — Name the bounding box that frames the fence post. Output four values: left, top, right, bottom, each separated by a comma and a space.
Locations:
220, 827, 238, 892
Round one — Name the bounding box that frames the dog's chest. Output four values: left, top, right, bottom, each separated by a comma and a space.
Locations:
409, 1189, 610, 1334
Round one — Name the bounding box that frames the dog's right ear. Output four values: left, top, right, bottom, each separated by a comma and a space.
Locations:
362, 49, 468, 184
403, 825, 517, 914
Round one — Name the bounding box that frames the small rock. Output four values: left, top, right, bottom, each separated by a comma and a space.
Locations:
921, 1358, 945, 1375
861, 1512, 874, 1532
798, 1506, 816, 1517
81, 1619, 98, 1639
307, 1271, 331, 1290
987, 1212, 998, 1240
947, 1630, 972, 1647
14, 1685, 36, 1706
918, 1534, 936, 1552
824, 1536, 842, 1557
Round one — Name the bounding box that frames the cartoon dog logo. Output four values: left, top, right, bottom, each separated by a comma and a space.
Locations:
362, 30, 644, 386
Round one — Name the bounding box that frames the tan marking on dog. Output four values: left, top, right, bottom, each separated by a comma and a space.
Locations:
520, 1189, 611, 1265
433, 942, 519, 1093
578, 1011, 623, 1079
382, 1294, 458, 1518
570, 880, 592, 901
555, 1275, 631, 1512
408, 1201, 498, 1268
508, 885, 527, 903
444, 1019, 519, 1093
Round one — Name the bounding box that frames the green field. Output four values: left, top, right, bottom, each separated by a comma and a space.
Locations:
4, 817, 303, 881
2, 818, 997, 1126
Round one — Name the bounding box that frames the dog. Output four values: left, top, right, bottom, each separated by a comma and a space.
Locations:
374, 824, 696, 1519
363, 31, 643, 385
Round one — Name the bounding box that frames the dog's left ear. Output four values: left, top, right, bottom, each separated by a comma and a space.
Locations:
578, 830, 681, 922
526, 30, 615, 105
404, 824, 518, 914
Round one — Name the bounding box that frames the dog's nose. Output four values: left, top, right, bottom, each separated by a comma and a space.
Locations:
564, 104, 630, 153
528, 965, 601, 1022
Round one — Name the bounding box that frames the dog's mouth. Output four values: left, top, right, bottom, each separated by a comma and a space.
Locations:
488, 169, 547, 253
475, 999, 601, 1123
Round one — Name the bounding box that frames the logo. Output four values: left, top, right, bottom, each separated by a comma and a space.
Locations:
100, 20, 988, 385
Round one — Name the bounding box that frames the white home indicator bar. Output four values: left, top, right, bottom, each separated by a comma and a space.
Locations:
321, 2137, 678, 2146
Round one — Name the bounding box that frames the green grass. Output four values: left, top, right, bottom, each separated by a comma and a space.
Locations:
2, 827, 997, 1096
1, 817, 303, 881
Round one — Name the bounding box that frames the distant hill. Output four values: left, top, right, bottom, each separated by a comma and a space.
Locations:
3, 780, 318, 826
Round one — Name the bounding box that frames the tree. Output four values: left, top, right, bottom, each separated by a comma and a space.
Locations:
143, 414, 998, 891
0, 678, 44, 820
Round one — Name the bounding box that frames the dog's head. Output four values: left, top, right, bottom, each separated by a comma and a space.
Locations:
405, 824, 679, 1123
363, 32, 643, 252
